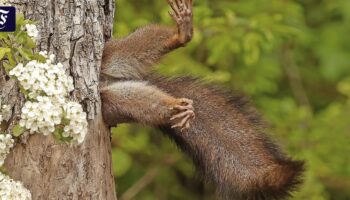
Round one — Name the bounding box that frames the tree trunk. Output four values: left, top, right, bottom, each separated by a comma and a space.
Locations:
1, 0, 117, 199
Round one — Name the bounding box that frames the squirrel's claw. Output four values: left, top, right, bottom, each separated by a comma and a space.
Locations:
171, 114, 193, 131
171, 110, 194, 121
168, 0, 181, 18
170, 97, 195, 131
168, 0, 192, 24
173, 104, 194, 111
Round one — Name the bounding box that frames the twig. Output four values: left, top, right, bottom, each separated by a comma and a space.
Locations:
119, 167, 159, 200
280, 44, 312, 110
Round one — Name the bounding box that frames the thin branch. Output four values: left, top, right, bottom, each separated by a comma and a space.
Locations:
280, 44, 312, 110
120, 167, 159, 200
120, 155, 179, 200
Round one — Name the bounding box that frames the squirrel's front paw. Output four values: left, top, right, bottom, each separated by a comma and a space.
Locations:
170, 98, 195, 131
168, 0, 193, 44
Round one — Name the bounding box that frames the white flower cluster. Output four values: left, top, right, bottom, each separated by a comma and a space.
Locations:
0, 134, 14, 166
0, 173, 31, 200
19, 96, 62, 136
9, 54, 74, 99
9, 53, 88, 144
63, 102, 88, 143
24, 24, 39, 41
0, 101, 11, 123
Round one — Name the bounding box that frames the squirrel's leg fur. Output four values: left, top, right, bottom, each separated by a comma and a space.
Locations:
100, 81, 195, 129
101, 0, 193, 81
148, 75, 304, 200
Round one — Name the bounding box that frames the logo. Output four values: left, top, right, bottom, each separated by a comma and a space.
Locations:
0, 6, 16, 32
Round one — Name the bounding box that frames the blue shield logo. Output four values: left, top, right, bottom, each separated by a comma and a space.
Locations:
0, 6, 16, 32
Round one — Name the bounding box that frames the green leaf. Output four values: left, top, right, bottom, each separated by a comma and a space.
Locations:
60, 136, 74, 143
53, 127, 74, 143
6, 52, 16, 66
0, 48, 11, 60
12, 124, 25, 137
61, 118, 70, 126
33, 53, 47, 63
15, 13, 25, 33
19, 86, 29, 96
26, 38, 37, 49
17, 48, 32, 60
2, 62, 13, 73
0, 166, 8, 174
53, 128, 63, 140
16, 31, 27, 44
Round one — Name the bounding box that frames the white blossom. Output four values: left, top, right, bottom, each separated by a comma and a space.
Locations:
0, 173, 31, 200
63, 102, 88, 144
24, 24, 39, 41
0, 100, 11, 123
9, 54, 88, 143
9, 59, 74, 100
20, 97, 63, 135
0, 134, 14, 167
38, 51, 48, 58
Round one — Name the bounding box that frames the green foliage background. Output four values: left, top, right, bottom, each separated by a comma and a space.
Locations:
111, 0, 350, 199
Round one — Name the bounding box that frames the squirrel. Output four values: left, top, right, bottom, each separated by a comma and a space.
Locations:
100, 0, 304, 199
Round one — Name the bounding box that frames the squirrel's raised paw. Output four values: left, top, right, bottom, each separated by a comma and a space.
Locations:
168, 0, 192, 22
170, 98, 195, 131
168, 0, 193, 45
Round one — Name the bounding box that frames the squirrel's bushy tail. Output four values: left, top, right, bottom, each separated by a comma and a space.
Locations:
148, 75, 304, 200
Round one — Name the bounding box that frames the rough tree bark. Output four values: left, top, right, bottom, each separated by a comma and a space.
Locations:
1, 0, 117, 199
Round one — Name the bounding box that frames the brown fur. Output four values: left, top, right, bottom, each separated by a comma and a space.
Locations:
101, 25, 177, 82
100, 0, 304, 199
148, 75, 304, 200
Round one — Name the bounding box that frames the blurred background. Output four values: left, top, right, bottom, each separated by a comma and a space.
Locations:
110, 0, 350, 199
